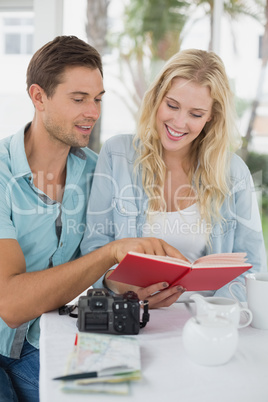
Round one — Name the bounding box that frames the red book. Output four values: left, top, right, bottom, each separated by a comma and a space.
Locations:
108, 252, 252, 291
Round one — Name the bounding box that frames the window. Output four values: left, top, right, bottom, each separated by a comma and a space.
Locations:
2, 12, 34, 55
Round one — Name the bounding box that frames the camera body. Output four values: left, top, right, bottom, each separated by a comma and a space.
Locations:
77, 288, 141, 335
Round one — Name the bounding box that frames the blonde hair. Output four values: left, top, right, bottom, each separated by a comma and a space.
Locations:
134, 48, 241, 226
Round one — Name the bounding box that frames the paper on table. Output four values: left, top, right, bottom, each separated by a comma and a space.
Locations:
60, 332, 141, 395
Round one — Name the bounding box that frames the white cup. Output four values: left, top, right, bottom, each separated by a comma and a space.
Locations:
229, 273, 268, 330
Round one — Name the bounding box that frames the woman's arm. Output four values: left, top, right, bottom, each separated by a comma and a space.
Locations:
214, 167, 267, 300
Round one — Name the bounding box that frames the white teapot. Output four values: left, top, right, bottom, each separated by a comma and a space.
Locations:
182, 296, 239, 366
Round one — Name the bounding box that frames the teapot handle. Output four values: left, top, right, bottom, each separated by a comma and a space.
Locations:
229, 281, 253, 328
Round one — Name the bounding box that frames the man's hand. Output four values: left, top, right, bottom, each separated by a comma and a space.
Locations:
110, 237, 188, 265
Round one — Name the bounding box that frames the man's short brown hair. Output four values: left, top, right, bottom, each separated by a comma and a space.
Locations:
26, 35, 103, 97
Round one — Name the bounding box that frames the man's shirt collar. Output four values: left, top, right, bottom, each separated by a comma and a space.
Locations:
9, 123, 87, 178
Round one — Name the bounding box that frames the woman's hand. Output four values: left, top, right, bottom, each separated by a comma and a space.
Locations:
105, 271, 186, 309
135, 282, 187, 309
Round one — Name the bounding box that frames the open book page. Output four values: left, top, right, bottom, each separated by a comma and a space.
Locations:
127, 251, 250, 268
193, 252, 249, 267
61, 333, 141, 394
128, 251, 247, 266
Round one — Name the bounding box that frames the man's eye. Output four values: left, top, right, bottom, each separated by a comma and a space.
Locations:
73, 98, 83, 103
95, 98, 102, 103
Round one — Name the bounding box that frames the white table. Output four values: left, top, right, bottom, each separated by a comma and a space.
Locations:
40, 303, 268, 402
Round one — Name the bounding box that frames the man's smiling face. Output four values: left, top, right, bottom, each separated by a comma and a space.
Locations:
42, 66, 105, 149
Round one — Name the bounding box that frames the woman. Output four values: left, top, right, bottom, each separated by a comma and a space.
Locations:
81, 49, 266, 305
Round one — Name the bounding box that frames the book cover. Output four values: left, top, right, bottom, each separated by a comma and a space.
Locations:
108, 252, 252, 291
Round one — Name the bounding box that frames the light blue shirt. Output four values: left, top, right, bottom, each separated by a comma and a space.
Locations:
0, 125, 97, 358
81, 134, 267, 301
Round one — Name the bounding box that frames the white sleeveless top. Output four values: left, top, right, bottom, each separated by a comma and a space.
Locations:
142, 203, 206, 263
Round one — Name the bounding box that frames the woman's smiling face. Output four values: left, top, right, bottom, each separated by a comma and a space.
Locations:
156, 77, 213, 158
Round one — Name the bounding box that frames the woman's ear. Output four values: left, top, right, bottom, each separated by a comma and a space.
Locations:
28, 84, 46, 111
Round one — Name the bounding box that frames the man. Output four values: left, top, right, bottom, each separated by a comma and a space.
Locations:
0, 36, 184, 401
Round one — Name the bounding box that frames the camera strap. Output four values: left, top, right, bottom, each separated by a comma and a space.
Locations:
59, 303, 78, 318
139, 300, 150, 328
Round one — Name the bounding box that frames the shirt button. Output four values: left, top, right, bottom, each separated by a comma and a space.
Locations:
121, 207, 126, 213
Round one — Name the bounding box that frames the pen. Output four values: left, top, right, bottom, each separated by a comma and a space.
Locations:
53, 365, 136, 381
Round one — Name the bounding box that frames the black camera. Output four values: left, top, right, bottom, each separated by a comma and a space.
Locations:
77, 288, 149, 335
